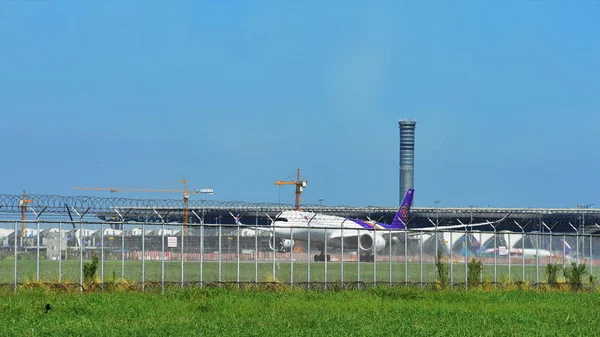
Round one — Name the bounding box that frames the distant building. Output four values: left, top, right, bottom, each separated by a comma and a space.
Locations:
0, 228, 14, 247
92, 228, 122, 239
124, 228, 144, 236
149, 228, 178, 236
7, 228, 39, 248
42, 229, 69, 260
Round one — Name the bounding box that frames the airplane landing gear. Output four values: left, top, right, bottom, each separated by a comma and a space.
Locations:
360, 253, 374, 262
314, 252, 331, 262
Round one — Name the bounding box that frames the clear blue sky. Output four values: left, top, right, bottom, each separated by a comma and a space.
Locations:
1, 2, 598, 208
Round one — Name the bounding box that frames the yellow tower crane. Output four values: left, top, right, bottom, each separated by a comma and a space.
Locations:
275, 169, 307, 211
73, 180, 213, 235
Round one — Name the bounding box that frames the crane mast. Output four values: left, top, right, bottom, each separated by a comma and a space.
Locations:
274, 169, 307, 211
19, 190, 33, 248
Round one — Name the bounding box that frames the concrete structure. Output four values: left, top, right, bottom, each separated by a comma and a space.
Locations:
125, 228, 144, 236
0, 228, 14, 247
149, 228, 178, 236
42, 229, 69, 260
7, 228, 39, 247
399, 119, 416, 205
92, 228, 122, 239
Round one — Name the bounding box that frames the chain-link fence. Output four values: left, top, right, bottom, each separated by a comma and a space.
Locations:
1, 218, 599, 292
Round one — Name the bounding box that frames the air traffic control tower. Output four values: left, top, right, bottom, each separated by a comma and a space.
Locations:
398, 119, 416, 205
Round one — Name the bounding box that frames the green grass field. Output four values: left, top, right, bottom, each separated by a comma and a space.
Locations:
0, 288, 597, 336
1, 259, 585, 285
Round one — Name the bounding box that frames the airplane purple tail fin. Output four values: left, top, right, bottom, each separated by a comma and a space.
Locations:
560, 239, 572, 255
391, 189, 414, 229
470, 235, 481, 250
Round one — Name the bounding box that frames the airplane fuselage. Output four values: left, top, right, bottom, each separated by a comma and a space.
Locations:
258, 210, 407, 258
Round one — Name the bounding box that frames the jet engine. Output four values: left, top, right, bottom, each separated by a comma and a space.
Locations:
269, 235, 294, 253
359, 233, 386, 253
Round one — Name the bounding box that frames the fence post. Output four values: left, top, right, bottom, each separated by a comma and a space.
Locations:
181, 221, 184, 288
548, 232, 552, 267
71, 207, 91, 290
290, 227, 294, 286
420, 231, 423, 286
563, 234, 566, 270
576, 230, 580, 264
536, 233, 540, 284
340, 219, 345, 286
307, 214, 317, 288
30, 206, 47, 283
590, 234, 593, 276
141, 221, 145, 291
507, 231, 511, 282
324, 228, 328, 286
14, 221, 18, 292
218, 224, 222, 283
434, 229, 438, 282
237, 221, 240, 286
389, 230, 392, 286
307, 215, 312, 288
357, 229, 360, 283
522, 229, 525, 283
121, 220, 125, 282
373, 229, 377, 285
59, 221, 63, 283
464, 223, 468, 289
493, 227, 497, 285
201, 222, 205, 287
36, 218, 40, 282
544, 222, 552, 267
161, 221, 165, 292
99, 222, 104, 286
113, 209, 125, 283
450, 231, 453, 286
479, 231, 483, 284
404, 229, 408, 283
513, 221, 524, 283
271, 222, 276, 282
79, 220, 83, 289
152, 208, 166, 294
254, 215, 257, 284
192, 210, 204, 288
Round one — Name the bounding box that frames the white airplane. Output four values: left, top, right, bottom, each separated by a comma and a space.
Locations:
231, 189, 509, 262
472, 236, 571, 258
507, 239, 572, 258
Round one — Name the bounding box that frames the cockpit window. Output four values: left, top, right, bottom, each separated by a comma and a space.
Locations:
274, 218, 288, 222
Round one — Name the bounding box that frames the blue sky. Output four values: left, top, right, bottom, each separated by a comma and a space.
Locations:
0, 2, 598, 208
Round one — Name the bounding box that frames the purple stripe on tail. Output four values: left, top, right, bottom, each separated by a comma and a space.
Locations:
391, 189, 414, 229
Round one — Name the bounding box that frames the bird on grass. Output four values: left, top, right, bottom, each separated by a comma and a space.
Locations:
45, 304, 51, 313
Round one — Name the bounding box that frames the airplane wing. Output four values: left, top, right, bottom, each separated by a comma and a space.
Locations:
325, 228, 419, 251
406, 212, 511, 231
326, 229, 361, 249
228, 212, 273, 232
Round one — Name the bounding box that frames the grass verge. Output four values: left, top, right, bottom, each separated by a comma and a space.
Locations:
0, 287, 598, 337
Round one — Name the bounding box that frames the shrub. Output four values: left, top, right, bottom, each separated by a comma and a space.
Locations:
589, 274, 597, 285
467, 258, 483, 286
563, 261, 588, 290
546, 263, 562, 286
434, 251, 449, 288
83, 255, 99, 283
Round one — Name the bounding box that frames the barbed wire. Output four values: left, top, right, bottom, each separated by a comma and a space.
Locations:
2, 193, 600, 218
0, 194, 599, 234
0, 194, 303, 214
